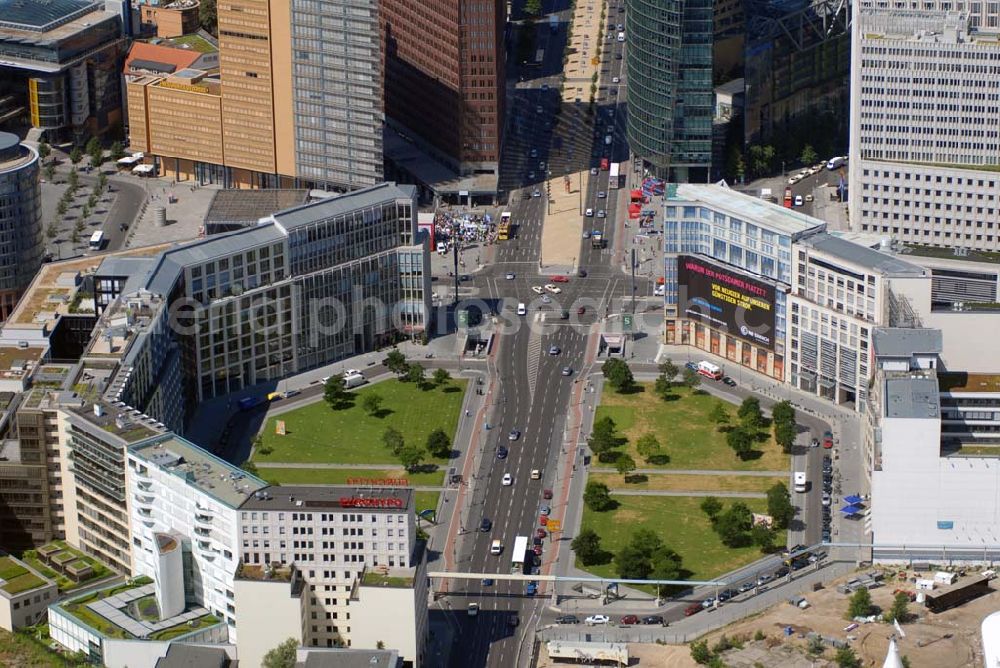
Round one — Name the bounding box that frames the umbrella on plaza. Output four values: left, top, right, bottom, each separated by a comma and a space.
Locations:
844, 495, 864, 505
840, 504, 863, 514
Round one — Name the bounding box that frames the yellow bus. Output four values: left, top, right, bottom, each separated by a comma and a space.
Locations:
498, 211, 512, 240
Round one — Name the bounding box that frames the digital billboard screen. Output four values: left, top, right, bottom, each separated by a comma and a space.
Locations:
677, 255, 777, 350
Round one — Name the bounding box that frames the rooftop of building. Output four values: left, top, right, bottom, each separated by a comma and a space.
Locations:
60, 376, 165, 443
383, 126, 499, 197
155, 644, 232, 668
156, 33, 217, 54
239, 485, 413, 512
205, 189, 309, 230
0, 132, 35, 173
0, 345, 47, 383
125, 41, 202, 74
3, 242, 174, 333
18, 540, 112, 593
296, 647, 400, 668
714, 78, 744, 96
873, 328, 943, 357
235, 563, 296, 582
885, 374, 941, 419
938, 372, 1000, 394
800, 233, 928, 277
56, 576, 221, 641
360, 570, 415, 588
269, 182, 417, 231
899, 243, 1000, 266
0, 554, 51, 596
669, 183, 826, 238
130, 435, 269, 508
0, 0, 102, 33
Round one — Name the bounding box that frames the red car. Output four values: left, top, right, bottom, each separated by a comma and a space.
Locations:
822, 430, 834, 448
543, 489, 553, 500
539, 515, 548, 526
551, 275, 570, 283
620, 615, 639, 625
577, 306, 586, 315
684, 604, 702, 616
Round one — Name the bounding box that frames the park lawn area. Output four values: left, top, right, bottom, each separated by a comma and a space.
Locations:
253, 378, 467, 465
596, 384, 789, 472
0, 628, 82, 667
256, 467, 445, 487
589, 472, 784, 494
414, 491, 440, 515
577, 495, 768, 582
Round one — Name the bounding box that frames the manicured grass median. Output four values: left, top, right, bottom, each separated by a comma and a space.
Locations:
414, 491, 440, 515
253, 379, 467, 465
256, 467, 445, 487
596, 384, 789, 472
577, 495, 768, 581
589, 472, 784, 494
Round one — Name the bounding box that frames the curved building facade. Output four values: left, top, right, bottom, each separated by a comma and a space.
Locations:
625, 0, 713, 181
0, 132, 42, 320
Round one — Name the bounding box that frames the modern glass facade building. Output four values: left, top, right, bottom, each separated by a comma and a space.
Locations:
625, 0, 713, 181
662, 184, 823, 379
0, 132, 42, 321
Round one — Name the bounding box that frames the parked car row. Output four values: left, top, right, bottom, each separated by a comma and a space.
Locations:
556, 614, 666, 626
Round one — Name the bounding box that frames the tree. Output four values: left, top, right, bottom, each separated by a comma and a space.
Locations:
629, 528, 663, 557
635, 433, 661, 462
85, 137, 102, 166
615, 453, 636, 480
97, 171, 108, 190
583, 481, 614, 511
766, 482, 794, 530
747, 143, 776, 178
87, 193, 98, 209
43, 163, 56, 181
588, 416, 619, 461
847, 587, 872, 619
46, 224, 57, 239
110, 141, 125, 162
81, 204, 91, 219
726, 427, 754, 460
737, 396, 763, 430
834, 647, 861, 668
715, 502, 753, 547
67, 168, 79, 189
361, 392, 383, 416
750, 524, 776, 552
68, 147, 83, 165
653, 373, 673, 400
404, 363, 425, 385
649, 546, 683, 595
571, 528, 603, 565
323, 374, 349, 409
700, 496, 723, 520
800, 144, 819, 167
432, 367, 451, 386
658, 359, 678, 381
775, 420, 796, 454
37, 141, 51, 162
615, 544, 651, 579
690, 640, 712, 665
887, 591, 910, 623
240, 460, 259, 476
199, 0, 218, 35
382, 427, 405, 455
398, 444, 424, 472
709, 401, 729, 426
771, 400, 795, 425
383, 349, 407, 375
262, 638, 297, 668
426, 428, 451, 459
602, 358, 634, 392
57, 200, 68, 216
681, 367, 701, 390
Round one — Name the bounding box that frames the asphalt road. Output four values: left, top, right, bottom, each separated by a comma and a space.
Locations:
445, 1, 636, 664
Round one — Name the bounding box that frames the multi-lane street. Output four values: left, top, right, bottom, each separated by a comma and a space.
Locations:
443, 0, 635, 664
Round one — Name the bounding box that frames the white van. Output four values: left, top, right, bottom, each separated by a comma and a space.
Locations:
826, 156, 847, 170
605, 135, 612, 145
517, 303, 526, 316
793, 471, 808, 493
617, 31, 625, 42
490, 539, 503, 555
436, 241, 448, 254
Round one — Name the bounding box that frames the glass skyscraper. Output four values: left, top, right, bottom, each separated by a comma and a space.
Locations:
625, 0, 713, 181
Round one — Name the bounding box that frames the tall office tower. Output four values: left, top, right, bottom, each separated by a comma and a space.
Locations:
850, 5, 1000, 249
625, 0, 713, 181
126, 0, 383, 189
0, 133, 42, 320
380, 0, 505, 178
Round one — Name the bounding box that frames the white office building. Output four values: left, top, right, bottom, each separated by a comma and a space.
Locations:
127, 435, 270, 639
849, 5, 1000, 250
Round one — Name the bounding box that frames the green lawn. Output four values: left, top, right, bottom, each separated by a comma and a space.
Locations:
596, 384, 790, 471
578, 495, 769, 582
256, 466, 445, 487
414, 491, 440, 515
0, 557, 45, 594
0, 628, 86, 667
253, 379, 467, 465
20, 541, 111, 592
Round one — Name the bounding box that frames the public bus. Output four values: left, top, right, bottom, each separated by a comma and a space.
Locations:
498, 211, 514, 240
89, 230, 104, 250
511, 536, 529, 573
609, 162, 621, 189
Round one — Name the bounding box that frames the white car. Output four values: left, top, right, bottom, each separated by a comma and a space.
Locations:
654, 284, 665, 296
531, 286, 545, 295
505, 272, 516, 280
794, 195, 804, 207
531, 469, 541, 480
544, 284, 562, 294
612, 76, 620, 84
585, 208, 594, 217
585, 614, 610, 625
502, 473, 513, 486
788, 175, 802, 185
467, 603, 479, 617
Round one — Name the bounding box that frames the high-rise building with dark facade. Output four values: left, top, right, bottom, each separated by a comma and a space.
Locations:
0, 132, 42, 320
625, 0, 713, 181
380, 0, 505, 178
